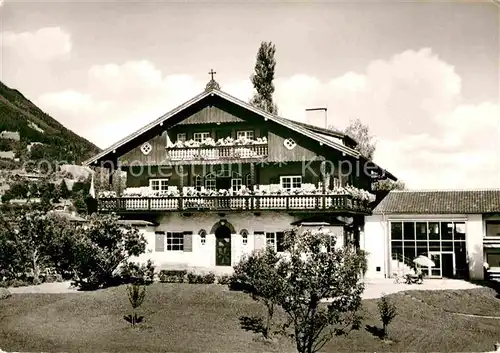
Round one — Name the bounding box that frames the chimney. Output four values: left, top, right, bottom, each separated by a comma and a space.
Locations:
305, 108, 327, 129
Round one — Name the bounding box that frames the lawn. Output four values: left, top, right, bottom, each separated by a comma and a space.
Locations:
1, 284, 499, 352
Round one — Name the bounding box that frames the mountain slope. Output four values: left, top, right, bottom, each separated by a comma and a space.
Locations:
0, 81, 100, 164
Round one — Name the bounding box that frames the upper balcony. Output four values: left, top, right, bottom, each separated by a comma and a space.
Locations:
165, 136, 268, 164
97, 184, 375, 215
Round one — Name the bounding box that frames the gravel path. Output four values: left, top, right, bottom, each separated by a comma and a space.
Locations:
7, 281, 78, 294
7, 278, 482, 299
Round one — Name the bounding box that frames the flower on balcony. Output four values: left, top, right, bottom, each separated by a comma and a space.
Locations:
103, 183, 375, 203
98, 190, 117, 198
218, 189, 230, 196
170, 136, 268, 149
236, 187, 252, 196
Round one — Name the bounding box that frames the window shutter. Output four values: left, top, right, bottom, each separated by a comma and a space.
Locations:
155, 232, 165, 252
183, 231, 193, 252
254, 231, 265, 251
276, 232, 285, 252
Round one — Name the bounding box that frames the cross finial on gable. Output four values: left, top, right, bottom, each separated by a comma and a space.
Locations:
205, 69, 221, 91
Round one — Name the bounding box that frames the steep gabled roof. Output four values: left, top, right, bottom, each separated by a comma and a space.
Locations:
82, 87, 394, 180
278, 118, 357, 147
373, 189, 500, 215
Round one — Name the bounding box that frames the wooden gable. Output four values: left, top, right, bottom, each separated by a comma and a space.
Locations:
176, 106, 244, 125
85, 89, 369, 173
267, 132, 322, 162
119, 132, 168, 166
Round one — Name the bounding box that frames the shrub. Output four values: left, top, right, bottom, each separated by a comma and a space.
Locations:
70, 214, 147, 290
159, 270, 187, 283
0, 287, 11, 300
186, 272, 216, 284
124, 283, 146, 327
217, 274, 232, 285
119, 260, 156, 285
187, 272, 202, 284
42, 273, 64, 283
233, 228, 366, 352
378, 294, 397, 339
5, 279, 31, 287
202, 272, 216, 284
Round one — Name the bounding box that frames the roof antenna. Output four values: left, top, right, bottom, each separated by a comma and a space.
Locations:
305, 107, 328, 128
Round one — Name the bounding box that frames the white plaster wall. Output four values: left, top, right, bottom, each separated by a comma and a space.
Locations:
363, 215, 387, 279
467, 214, 484, 280
131, 212, 299, 272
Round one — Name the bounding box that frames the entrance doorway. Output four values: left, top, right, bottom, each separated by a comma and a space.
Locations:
215, 225, 232, 266
429, 252, 441, 278
428, 251, 455, 278
441, 252, 455, 278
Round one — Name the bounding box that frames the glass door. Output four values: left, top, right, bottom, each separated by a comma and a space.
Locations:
441, 252, 455, 278
429, 252, 442, 278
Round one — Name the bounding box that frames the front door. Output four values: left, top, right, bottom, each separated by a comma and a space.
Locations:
215, 225, 232, 266
441, 252, 455, 278
429, 252, 442, 278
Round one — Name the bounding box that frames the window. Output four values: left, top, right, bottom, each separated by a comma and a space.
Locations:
245, 174, 252, 189
205, 175, 216, 191
231, 178, 242, 192
241, 229, 249, 246
193, 132, 210, 143
237, 130, 254, 140
155, 231, 165, 252
177, 133, 186, 142
280, 176, 302, 191
150, 178, 169, 192
390, 222, 402, 240
194, 175, 203, 191
166, 232, 184, 251
199, 229, 207, 245
266, 232, 285, 252
403, 222, 415, 240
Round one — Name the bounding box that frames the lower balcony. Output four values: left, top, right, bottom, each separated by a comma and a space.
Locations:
97, 194, 371, 214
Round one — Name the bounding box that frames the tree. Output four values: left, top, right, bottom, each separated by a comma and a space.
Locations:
343, 118, 376, 160
0, 209, 59, 283
70, 213, 147, 290
58, 179, 72, 199
249, 41, 279, 115
372, 179, 406, 191
45, 214, 81, 279
235, 228, 366, 353
377, 294, 397, 339
232, 247, 282, 339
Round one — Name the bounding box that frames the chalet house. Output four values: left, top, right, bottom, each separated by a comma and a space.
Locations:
365, 190, 500, 281
83, 76, 396, 273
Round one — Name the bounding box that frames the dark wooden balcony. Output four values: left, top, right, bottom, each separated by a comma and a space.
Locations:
97, 194, 371, 214
165, 143, 268, 162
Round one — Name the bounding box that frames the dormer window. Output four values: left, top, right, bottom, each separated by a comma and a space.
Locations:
237, 130, 254, 140
193, 132, 210, 143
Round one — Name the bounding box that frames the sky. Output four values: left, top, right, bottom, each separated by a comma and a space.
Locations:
0, 0, 499, 189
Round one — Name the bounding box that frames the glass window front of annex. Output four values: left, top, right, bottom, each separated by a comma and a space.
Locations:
390, 221, 467, 278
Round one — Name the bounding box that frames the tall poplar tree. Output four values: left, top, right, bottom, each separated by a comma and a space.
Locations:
249, 41, 279, 115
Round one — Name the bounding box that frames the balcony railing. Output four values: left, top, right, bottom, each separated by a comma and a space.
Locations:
97, 194, 370, 213
166, 143, 268, 161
